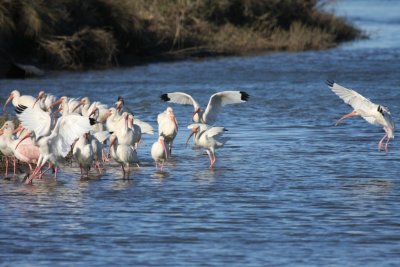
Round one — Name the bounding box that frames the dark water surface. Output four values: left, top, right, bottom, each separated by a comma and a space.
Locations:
1, 1, 400, 266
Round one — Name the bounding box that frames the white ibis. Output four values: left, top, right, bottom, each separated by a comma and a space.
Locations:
105, 108, 122, 132
186, 124, 229, 168
108, 134, 139, 178
15, 104, 96, 184
0, 121, 17, 176
3, 90, 37, 111
72, 132, 94, 178
160, 91, 249, 124
157, 107, 178, 155
1, 123, 40, 176
151, 135, 168, 172
327, 80, 395, 152
33, 91, 57, 111
51, 96, 81, 115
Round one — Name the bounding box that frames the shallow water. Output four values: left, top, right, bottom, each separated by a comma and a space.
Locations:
1, 1, 400, 266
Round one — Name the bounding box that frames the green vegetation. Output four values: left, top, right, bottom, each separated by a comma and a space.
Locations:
0, 0, 361, 70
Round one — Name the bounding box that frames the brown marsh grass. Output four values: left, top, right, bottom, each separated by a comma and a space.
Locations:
0, 0, 362, 70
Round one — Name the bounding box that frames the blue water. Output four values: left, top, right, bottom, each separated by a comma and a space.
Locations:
1, 1, 400, 266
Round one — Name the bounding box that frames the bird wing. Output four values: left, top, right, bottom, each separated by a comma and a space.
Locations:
160, 92, 200, 111
203, 91, 249, 125
15, 105, 51, 138
187, 123, 211, 132
381, 107, 395, 138
205, 126, 227, 138
327, 80, 377, 115
134, 118, 154, 134
50, 114, 95, 158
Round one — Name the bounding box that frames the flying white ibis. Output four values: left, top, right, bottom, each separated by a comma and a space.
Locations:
186, 124, 229, 168
160, 91, 249, 125
327, 80, 395, 152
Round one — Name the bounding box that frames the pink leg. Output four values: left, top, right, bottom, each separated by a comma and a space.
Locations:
13, 157, 16, 176
378, 133, 388, 152
206, 151, 214, 168
384, 137, 390, 153
160, 162, 164, 172
4, 156, 8, 177
95, 161, 102, 174
155, 162, 158, 172
335, 110, 358, 126
211, 153, 216, 166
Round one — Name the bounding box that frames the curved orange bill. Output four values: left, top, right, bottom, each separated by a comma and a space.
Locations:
50, 98, 63, 108
3, 95, 13, 111
15, 131, 32, 150
33, 97, 40, 108
0, 129, 3, 136
115, 101, 123, 112
88, 107, 98, 118
185, 131, 195, 148
33, 93, 44, 108
72, 101, 84, 113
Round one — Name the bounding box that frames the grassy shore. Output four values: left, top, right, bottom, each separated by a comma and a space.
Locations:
0, 0, 361, 71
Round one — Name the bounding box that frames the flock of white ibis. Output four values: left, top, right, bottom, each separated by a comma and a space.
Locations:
0, 80, 396, 185
0, 89, 250, 184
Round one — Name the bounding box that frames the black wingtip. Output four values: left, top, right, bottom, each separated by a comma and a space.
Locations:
109, 131, 114, 135
89, 118, 96, 126
160, 94, 170, 102
240, 91, 249, 101
117, 96, 124, 101
326, 79, 335, 87
15, 104, 27, 114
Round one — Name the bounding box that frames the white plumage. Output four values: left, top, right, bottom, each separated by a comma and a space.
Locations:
157, 107, 178, 155
160, 91, 249, 125
108, 134, 139, 178
15, 104, 96, 183
327, 80, 395, 152
186, 123, 229, 168
151, 135, 168, 172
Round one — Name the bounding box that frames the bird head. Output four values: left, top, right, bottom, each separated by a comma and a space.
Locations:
3, 90, 17, 111
185, 125, 199, 148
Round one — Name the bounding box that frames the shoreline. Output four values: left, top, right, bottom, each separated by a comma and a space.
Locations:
0, 0, 362, 78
